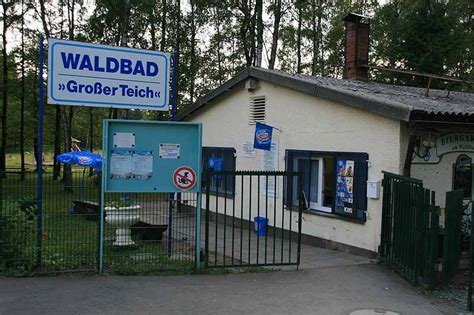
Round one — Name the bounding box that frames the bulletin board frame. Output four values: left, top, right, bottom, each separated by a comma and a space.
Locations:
102, 119, 202, 193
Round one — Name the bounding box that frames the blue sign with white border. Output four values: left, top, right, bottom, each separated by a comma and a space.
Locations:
253, 122, 273, 151
47, 38, 170, 110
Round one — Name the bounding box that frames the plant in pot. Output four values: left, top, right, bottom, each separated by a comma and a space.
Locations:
105, 197, 141, 248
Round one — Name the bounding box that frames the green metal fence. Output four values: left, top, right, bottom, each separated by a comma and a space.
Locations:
468, 210, 474, 311
0, 170, 198, 275
442, 189, 464, 285
0, 170, 99, 275
380, 172, 438, 287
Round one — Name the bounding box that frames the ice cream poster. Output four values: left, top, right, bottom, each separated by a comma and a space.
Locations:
336, 159, 355, 214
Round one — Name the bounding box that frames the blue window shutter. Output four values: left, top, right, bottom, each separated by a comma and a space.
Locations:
354, 156, 368, 221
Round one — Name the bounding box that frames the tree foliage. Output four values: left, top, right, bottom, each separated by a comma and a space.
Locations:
0, 0, 472, 173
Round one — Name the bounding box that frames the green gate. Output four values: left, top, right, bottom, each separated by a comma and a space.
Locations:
380, 172, 438, 287
442, 189, 464, 285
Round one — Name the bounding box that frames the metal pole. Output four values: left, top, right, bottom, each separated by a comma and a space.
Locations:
167, 52, 178, 257
36, 35, 44, 267
98, 120, 107, 273
171, 52, 178, 121
195, 192, 202, 271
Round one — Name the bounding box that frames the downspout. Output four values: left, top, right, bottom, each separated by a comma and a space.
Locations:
403, 134, 417, 177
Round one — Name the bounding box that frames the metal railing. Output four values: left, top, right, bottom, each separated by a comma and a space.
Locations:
204, 170, 303, 269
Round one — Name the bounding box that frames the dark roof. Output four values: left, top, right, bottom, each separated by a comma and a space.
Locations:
178, 67, 474, 122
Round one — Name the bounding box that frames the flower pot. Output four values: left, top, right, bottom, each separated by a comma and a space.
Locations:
105, 205, 141, 247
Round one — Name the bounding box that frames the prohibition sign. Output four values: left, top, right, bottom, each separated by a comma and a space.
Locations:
173, 166, 197, 190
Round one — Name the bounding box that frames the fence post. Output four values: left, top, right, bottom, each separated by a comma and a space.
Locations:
36, 35, 44, 268
204, 171, 210, 269
195, 192, 202, 271
468, 227, 474, 311
428, 191, 438, 290
297, 172, 303, 268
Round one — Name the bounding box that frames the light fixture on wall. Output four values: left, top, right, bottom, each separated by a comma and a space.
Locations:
415, 133, 436, 161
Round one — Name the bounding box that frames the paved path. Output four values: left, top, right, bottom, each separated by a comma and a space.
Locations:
0, 263, 441, 315
202, 219, 371, 270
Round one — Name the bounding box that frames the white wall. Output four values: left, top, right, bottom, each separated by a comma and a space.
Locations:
412, 151, 474, 207
187, 80, 404, 253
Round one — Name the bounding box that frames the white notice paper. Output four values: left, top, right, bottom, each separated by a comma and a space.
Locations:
159, 143, 180, 159
261, 142, 279, 197
132, 152, 153, 179
113, 132, 135, 148
110, 152, 132, 179
242, 142, 257, 158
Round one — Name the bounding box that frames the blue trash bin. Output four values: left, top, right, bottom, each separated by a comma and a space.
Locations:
254, 216, 268, 236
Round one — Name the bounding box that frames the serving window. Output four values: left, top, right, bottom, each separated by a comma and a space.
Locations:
285, 150, 368, 222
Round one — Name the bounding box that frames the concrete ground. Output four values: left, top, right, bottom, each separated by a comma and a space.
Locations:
0, 256, 442, 315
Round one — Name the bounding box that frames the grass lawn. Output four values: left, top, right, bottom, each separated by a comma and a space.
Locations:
1, 168, 194, 276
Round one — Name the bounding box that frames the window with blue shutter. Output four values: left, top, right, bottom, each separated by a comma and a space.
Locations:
202, 147, 236, 196
285, 149, 368, 223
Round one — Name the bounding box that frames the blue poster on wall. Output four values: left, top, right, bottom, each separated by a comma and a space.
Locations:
253, 122, 273, 151
336, 159, 355, 215
208, 157, 222, 171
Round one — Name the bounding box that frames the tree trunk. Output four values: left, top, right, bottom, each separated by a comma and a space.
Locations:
1, 3, 9, 176
268, 0, 281, 70
173, 0, 181, 118
88, 108, 93, 176
189, 0, 196, 103
239, 1, 252, 67
150, 1, 157, 50
120, 0, 131, 119
53, 107, 61, 180
61, 0, 76, 191
39, 0, 51, 39
216, 23, 222, 85
20, 0, 26, 179
255, 0, 263, 67
160, 0, 166, 51
32, 57, 39, 172
311, 0, 322, 76
61, 107, 73, 191
296, 0, 302, 73
249, 0, 257, 66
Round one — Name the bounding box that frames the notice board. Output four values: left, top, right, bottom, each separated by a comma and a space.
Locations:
103, 120, 202, 193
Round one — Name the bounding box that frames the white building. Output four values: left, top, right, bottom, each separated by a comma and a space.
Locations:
179, 14, 474, 256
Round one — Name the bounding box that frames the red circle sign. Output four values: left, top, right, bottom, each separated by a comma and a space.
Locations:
173, 166, 197, 190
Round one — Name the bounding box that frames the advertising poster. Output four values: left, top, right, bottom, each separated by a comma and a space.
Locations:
253, 122, 273, 151
336, 159, 355, 215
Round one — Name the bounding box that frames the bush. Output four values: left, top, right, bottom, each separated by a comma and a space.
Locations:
0, 197, 37, 276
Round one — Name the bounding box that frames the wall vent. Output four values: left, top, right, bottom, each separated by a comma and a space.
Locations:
249, 96, 266, 125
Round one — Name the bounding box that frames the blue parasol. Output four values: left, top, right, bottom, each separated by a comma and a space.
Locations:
56, 151, 102, 173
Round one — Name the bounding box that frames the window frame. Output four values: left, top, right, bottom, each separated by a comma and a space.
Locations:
202, 146, 236, 197
292, 157, 331, 213
285, 149, 368, 222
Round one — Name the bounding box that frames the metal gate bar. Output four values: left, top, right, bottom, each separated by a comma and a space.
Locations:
204, 170, 302, 268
